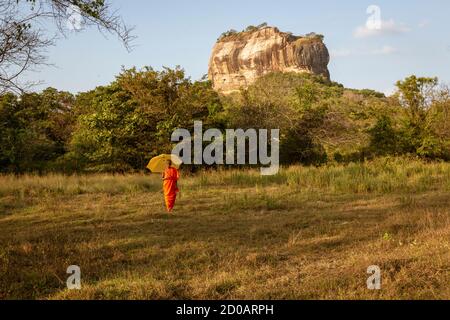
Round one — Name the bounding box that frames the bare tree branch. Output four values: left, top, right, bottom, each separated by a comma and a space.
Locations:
0, 0, 135, 93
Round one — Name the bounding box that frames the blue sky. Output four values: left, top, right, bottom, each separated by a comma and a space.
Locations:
26, 0, 450, 95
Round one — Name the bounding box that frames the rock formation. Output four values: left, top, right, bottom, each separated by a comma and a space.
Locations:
208, 26, 330, 93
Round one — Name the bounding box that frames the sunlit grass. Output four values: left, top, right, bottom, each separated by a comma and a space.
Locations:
0, 157, 449, 299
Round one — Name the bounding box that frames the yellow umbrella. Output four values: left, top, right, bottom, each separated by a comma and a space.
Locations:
147, 154, 182, 173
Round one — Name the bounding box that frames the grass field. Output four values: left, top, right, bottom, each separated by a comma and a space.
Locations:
0, 157, 449, 300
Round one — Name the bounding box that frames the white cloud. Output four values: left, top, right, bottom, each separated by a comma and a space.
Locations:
330, 49, 353, 58
354, 19, 410, 38
371, 45, 398, 55
418, 20, 430, 28
330, 46, 398, 58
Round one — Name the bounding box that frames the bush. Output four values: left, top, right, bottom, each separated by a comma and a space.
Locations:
368, 115, 399, 156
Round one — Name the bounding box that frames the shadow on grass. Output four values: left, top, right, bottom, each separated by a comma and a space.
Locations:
0, 191, 449, 299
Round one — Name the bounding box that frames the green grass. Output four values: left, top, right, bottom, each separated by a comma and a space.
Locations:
0, 157, 449, 299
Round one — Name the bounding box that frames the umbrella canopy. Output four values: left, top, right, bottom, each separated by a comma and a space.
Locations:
147, 154, 182, 173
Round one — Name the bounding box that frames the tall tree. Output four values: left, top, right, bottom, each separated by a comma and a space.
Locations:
0, 88, 75, 172
68, 67, 223, 172
396, 75, 438, 127
395, 75, 439, 155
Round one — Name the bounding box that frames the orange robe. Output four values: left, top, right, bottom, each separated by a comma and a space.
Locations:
163, 167, 180, 212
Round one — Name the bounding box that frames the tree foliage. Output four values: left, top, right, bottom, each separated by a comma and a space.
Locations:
1, 71, 449, 173
0, 88, 74, 172
67, 67, 223, 172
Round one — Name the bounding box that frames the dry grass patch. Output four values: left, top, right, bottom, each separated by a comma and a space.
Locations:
0, 158, 449, 299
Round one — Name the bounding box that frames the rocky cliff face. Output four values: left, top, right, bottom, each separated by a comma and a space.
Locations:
208, 27, 330, 93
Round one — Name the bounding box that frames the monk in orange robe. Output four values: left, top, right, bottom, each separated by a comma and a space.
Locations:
162, 160, 180, 212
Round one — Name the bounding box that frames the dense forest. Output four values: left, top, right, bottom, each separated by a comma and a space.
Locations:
0, 67, 449, 173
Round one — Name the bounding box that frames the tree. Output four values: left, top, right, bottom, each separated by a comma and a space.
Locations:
395, 76, 439, 156
0, 88, 75, 172
225, 73, 341, 165
368, 115, 398, 156
256, 22, 268, 29
418, 84, 450, 159
396, 76, 438, 127
0, 0, 134, 93
68, 67, 223, 172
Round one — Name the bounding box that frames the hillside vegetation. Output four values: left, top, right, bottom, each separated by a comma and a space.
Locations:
1, 68, 449, 174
